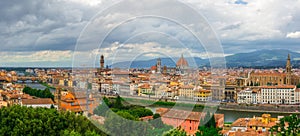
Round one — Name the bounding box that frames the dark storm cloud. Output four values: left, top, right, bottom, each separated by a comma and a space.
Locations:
0, 0, 99, 52
1, 0, 300, 67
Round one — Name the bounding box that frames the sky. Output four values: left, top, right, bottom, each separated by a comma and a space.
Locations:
0, 0, 300, 67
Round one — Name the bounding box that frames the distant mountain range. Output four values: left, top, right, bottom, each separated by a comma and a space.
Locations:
111, 49, 300, 68
225, 49, 300, 68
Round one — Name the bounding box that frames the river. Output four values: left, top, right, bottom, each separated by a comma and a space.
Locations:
146, 106, 296, 123
24, 83, 56, 94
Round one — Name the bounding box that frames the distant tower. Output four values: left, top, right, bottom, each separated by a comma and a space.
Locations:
100, 55, 105, 69
163, 65, 167, 74
286, 54, 292, 85
156, 58, 161, 73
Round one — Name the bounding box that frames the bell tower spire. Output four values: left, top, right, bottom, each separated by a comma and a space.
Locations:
100, 55, 104, 69
286, 54, 292, 85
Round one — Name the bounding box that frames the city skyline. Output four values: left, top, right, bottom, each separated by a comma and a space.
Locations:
1, 1, 300, 135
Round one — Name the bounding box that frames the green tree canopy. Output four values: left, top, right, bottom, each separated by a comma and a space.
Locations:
23, 86, 54, 100
0, 105, 106, 136
163, 128, 186, 136
271, 114, 300, 136
196, 112, 221, 136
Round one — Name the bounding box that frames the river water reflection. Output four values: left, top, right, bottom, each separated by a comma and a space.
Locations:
146, 106, 296, 123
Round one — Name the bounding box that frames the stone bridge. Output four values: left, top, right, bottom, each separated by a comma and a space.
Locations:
16, 76, 39, 83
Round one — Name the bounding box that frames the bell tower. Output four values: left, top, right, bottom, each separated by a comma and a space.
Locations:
286, 54, 292, 85
156, 58, 161, 73
100, 55, 105, 69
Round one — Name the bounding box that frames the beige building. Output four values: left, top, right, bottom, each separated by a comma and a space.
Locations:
178, 85, 194, 100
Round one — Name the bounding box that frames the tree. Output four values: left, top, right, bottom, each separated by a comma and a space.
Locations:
128, 108, 153, 118
103, 97, 111, 107
153, 113, 161, 119
104, 111, 149, 136
62, 130, 81, 136
196, 112, 221, 136
93, 99, 110, 117
0, 105, 106, 136
116, 111, 138, 121
149, 114, 164, 128
114, 95, 123, 109
163, 128, 186, 136
200, 111, 215, 127
271, 114, 300, 136
22, 86, 54, 100
196, 126, 222, 136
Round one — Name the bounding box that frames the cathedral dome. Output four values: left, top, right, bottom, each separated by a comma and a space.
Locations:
176, 54, 189, 68
151, 66, 157, 71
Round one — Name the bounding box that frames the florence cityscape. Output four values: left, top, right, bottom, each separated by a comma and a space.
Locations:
0, 0, 300, 136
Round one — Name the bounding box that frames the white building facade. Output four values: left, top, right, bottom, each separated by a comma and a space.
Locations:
237, 89, 257, 104
260, 85, 296, 105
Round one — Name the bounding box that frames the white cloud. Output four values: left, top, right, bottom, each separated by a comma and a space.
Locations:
67, 0, 103, 6
186, 0, 300, 41
287, 31, 300, 39
0, 50, 72, 63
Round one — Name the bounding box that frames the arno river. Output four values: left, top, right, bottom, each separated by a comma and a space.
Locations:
145, 106, 294, 123
25, 83, 297, 123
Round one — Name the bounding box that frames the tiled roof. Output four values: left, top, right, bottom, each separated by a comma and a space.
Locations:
232, 117, 276, 128
157, 108, 203, 121
251, 72, 286, 76
179, 85, 194, 89
22, 98, 54, 105
139, 83, 151, 89
232, 129, 269, 136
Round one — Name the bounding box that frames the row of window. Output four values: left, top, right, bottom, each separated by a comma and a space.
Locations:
262, 100, 291, 103
262, 89, 293, 92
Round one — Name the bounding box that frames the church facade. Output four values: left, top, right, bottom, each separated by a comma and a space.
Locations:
247, 54, 300, 86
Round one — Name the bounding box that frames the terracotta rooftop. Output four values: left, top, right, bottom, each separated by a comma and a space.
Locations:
157, 108, 203, 121
230, 129, 269, 136
179, 85, 194, 89
139, 83, 151, 89
232, 117, 276, 128
111, 71, 130, 75
251, 72, 286, 76
214, 114, 224, 121
140, 116, 153, 121
22, 98, 54, 105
